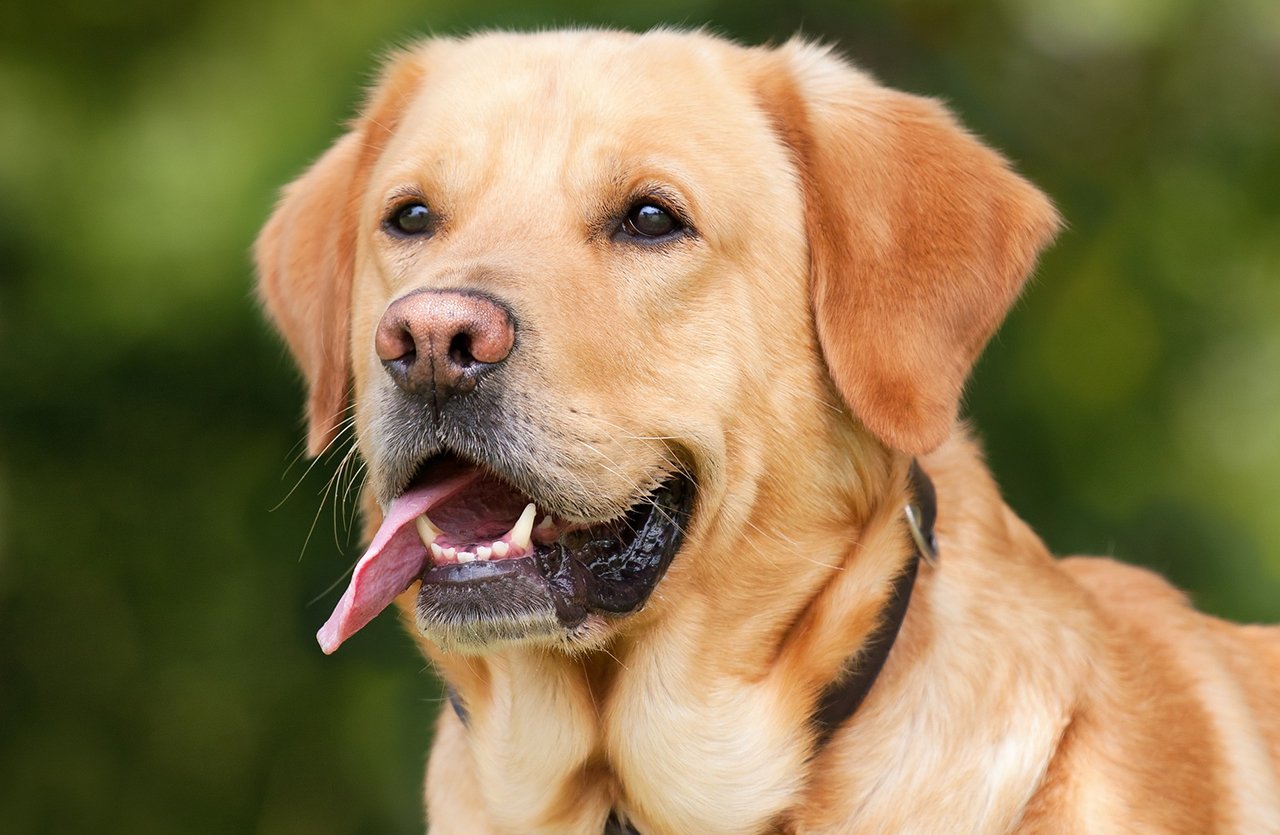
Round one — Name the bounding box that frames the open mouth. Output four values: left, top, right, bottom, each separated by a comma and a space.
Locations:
317, 453, 694, 653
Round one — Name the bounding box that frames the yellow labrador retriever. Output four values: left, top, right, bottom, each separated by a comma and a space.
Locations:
256, 29, 1280, 834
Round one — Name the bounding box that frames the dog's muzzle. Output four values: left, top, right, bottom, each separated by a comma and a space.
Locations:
317, 453, 694, 653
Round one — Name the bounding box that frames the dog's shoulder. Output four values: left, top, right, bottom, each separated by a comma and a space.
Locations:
1056, 556, 1280, 828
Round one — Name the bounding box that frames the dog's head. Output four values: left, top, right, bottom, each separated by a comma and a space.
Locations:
256, 30, 1058, 654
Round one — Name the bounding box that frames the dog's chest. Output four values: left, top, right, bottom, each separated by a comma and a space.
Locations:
466, 648, 810, 834
465, 626, 1075, 835
602, 658, 811, 834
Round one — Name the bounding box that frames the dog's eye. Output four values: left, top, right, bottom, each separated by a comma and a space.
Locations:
621, 202, 682, 239
388, 202, 433, 236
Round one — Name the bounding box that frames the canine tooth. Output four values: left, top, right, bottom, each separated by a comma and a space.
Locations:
475, 546, 491, 561
536, 516, 554, 531
492, 541, 509, 558
510, 503, 536, 551
457, 551, 476, 564
429, 542, 445, 561
415, 514, 443, 546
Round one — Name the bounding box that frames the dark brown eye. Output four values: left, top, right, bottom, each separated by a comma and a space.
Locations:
622, 202, 682, 239
388, 202, 432, 236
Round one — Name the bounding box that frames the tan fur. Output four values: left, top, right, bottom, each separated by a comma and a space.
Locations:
257, 29, 1280, 834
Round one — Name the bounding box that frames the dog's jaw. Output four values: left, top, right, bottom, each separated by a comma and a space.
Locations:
318, 448, 695, 654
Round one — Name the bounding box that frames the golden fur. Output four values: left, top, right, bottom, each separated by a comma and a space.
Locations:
256, 29, 1280, 834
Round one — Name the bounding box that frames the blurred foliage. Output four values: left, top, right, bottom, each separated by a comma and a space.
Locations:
1, 0, 1278, 832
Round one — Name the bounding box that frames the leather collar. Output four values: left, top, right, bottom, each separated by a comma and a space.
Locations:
810, 458, 936, 747
447, 461, 939, 835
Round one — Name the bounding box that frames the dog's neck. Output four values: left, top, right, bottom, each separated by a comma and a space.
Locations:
420, 438, 943, 833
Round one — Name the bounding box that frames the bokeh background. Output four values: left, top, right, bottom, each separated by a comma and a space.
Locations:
2, 0, 1278, 832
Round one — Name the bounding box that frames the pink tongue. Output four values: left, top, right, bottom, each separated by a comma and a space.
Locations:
317, 468, 481, 654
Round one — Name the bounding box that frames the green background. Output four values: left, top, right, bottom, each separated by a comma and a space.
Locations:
2, 1, 1278, 832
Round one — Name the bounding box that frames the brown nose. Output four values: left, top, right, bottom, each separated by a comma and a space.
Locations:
374, 290, 516, 405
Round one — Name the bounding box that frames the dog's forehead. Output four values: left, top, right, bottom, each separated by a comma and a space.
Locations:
375, 32, 776, 198
414, 31, 749, 130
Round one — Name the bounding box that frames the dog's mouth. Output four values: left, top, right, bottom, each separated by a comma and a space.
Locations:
317, 453, 694, 653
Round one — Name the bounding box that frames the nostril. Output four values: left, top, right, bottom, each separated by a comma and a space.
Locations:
376, 289, 515, 398
386, 347, 417, 371
448, 332, 476, 368
376, 319, 419, 364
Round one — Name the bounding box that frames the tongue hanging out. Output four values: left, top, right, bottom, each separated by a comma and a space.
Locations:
316, 460, 549, 654
315, 451, 696, 654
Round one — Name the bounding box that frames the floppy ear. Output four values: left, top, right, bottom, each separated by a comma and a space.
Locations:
255, 132, 363, 456
255, 53, 425, 456
757, 42, 1061, 454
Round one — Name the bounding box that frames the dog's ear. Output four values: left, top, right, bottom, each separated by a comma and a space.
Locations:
756, 42, 1060, 454
255, 53, 424, 456
255, 131, 362, 456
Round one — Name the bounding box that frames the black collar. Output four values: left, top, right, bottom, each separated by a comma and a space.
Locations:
448, 462, 939, 835
809, 458, 936, 748
604, 461, 937, 834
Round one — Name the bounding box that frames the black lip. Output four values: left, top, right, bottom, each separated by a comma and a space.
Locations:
415, 471, 694, 644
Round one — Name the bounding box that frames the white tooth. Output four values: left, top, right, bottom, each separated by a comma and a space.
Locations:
491, 541, 509, 558
475, 546, 491, 561
443, 547, 457, 560
457, 551, 476, 564
416, 514, 443, 547
536, 516, 554, 531
510, 503, 536, 551
429, 543, 444, 561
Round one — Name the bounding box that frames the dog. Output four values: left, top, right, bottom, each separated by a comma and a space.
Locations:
255, 28, 1280, 834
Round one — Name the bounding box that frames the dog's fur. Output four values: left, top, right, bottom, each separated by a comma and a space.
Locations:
256, 29, 1280, 834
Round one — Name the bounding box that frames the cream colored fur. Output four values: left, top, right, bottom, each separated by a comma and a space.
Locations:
256, 29, 1280, 834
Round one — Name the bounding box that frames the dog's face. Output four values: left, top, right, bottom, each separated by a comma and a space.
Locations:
257, 30, 1058, 655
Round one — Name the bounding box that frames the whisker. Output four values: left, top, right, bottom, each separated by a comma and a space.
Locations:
598, 643, 631, 673
343, 460, 370, 541
331, 445, 362, 551
306, 561, 357, 607
280, 393, 358, 479
579, 657, 603, 720
737, 515, 837, 570
299, 436, 359, 563
270, 414, 358, 512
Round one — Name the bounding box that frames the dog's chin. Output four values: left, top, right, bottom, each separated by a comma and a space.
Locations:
411, 467, 694, 654
412, 557, 565, 653
413, 581, 613, 656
